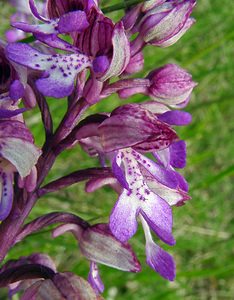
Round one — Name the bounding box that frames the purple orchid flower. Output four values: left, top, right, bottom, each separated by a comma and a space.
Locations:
11, 0, 89, 37
0, 120, 41, 220
6, 43, 92, 98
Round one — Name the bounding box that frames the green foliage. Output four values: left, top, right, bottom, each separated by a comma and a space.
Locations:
1, 0, 234, 299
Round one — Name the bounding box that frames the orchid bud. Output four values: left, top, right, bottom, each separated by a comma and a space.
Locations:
139, 0, 196, 47
147, 64, 197, 106
21, 272, 102, 300
53, 223, 141, 273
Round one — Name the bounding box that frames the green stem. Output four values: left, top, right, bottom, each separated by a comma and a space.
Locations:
102, 0, 146, 13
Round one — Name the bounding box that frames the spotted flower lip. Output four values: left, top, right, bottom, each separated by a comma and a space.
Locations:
6, 43, 92, 98
110, 148, 175, 245
0, 120, 41, 220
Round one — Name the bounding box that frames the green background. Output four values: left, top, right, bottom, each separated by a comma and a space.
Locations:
0, 0, 233, 299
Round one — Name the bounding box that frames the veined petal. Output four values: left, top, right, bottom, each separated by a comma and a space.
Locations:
0, 137, 41, 178
98, 22, 130, 81
6, 43, 91, 98
99, 104, 177, 152
0, 171, 13, 221
110, 189, 138, 242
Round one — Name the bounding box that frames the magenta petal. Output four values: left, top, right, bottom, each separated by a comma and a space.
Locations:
0, 172, 13, 221
140, 194, 175, 245
146, 241, 175, 281
57, 11, 89, 34
158, 110, 192, 126
169, 140, 186, 168
110, 190, 138, 242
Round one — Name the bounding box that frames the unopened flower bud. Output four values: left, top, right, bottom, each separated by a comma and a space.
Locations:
139, 0, 196, 47
147, 64, 197, 106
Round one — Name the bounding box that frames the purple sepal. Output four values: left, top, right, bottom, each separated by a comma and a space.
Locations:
158, 110, 192, 126
9, 80, 25, 101
88, 262, 104, 294
98, 104, 178, 153
57, 11, 89, 34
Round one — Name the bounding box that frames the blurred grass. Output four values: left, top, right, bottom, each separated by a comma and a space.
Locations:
1, 0, 234, 299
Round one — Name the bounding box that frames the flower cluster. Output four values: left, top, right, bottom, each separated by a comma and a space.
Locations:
0, 0, 197, 297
